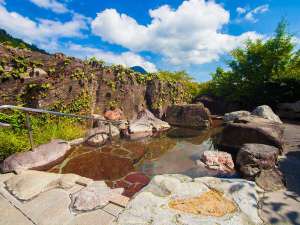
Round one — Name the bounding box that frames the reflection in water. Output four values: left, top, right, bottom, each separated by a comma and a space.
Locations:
48, 124, 237, 182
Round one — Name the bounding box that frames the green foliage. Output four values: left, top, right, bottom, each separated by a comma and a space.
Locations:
0, 56, 32, 81
209, 20, 300, 107
71, 68, 86, 80
0, 116, 86, 161
0, 29, 47, 54
50, 91, 91, 114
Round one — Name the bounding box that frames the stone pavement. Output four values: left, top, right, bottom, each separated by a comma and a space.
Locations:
259, 121, 300, 225
0, 172, 125, 225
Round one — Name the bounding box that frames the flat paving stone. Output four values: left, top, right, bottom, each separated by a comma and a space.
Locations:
0, 195, 33, 225
21, 189, 74, 225
103, 203, 124, 217
65, 209, 115, 225
259, 190, 300, 225
0, 173, 15, 185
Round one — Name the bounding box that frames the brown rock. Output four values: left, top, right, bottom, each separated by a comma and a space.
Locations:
1, 139, 71, 173
236, 144, 280, 179
255, 169, 285, 191
165, 104, 212, 129
218, 116, 284, 150
104, 108, 124, 121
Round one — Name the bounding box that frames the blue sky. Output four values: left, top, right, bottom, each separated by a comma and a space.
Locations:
0, 0, 299, 81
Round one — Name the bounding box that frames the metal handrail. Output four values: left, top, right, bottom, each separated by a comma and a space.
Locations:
0, 105, 122, 149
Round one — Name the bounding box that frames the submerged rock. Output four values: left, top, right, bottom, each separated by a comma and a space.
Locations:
166, 103, 212, 129
1, 139, 71, 173
108, 172, 151, 198
201, 151, 234, 172
62, 151, 135, 181
115, 174, 263, 225
252, 105, 282, 124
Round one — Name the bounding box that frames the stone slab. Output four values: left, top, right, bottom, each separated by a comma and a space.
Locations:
103, 203, 124, 217
65, 209, 115, 225
0, 195, 33, 225
21, 189, 74, 225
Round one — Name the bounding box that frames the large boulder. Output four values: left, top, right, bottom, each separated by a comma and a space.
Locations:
278, 100, 300, 120
115, 174, 263, 225
165, 104, 212, 129
218, 116, 284, 150
252, 105, 282, 124
128, 109, 170, 139
1, 139, 71, 173
236, 144, 280, 178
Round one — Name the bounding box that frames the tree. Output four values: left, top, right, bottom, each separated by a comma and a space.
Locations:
209, 20, 300, 108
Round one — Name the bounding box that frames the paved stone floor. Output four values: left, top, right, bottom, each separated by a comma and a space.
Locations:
259, 121, 300, 225
0, 173, 124, 225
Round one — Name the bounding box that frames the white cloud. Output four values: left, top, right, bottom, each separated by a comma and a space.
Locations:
28, 0, 68, 13
0, 4, 88, 50
236, 7, 246, 15
65, 44, 157, 72
91, 0, 262, 66
237, 4, 269, 23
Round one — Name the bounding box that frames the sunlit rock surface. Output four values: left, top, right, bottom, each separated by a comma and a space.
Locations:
1, 140, 71, 173
115, 174, 263, 225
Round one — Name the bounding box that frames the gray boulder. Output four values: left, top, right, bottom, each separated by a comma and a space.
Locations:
224, 110, 251, 122
252, 105, 282, 124
1, 139, 71, 173
128, 109, 170, 139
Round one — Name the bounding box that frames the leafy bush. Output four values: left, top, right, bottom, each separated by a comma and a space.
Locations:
209, 20, 300, 108
0, 115, 86, 161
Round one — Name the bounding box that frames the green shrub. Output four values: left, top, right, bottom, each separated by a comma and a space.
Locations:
208, 20, 300, 108
0, 114, 86, 161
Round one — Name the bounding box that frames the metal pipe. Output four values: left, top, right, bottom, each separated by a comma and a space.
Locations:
0, 122, 11, 127
25, 113, 34, 150
0, 105, 121, 125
